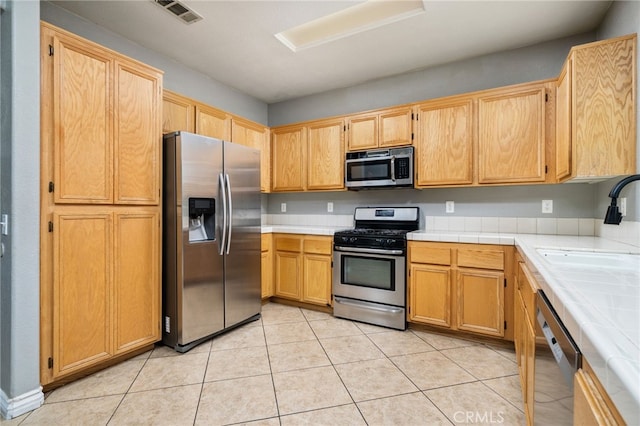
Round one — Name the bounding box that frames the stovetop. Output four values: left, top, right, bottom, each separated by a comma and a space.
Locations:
333, 207, 420, 250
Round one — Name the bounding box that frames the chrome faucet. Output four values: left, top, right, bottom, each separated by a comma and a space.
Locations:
604, 174, 640, 225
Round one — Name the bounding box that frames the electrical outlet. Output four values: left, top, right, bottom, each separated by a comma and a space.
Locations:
327, 202, 334, 213
445, 201, 455, 213
620, 197, 627, 216
280, 203, 287, 213
542, 200, 553, 214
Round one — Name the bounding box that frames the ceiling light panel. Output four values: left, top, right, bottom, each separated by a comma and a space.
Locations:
275, 0, 426, 52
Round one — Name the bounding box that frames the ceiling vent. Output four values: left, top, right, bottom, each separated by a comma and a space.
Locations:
152, 0, 202, 25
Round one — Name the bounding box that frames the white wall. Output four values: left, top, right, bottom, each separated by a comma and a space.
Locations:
0, 0, 44, 419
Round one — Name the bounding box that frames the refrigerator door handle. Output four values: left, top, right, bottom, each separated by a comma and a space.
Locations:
225, 173, 233, 255
218, 172, 228, 256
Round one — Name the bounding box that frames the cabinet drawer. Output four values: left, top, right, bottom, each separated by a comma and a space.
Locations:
275, 236, 301, 252
517, 262, 537, 323
303, 238, 332, 255
410, 245, 452, 266
457, 248, 504, 270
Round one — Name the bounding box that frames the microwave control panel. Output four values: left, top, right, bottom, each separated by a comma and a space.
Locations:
395, 157, 410, 179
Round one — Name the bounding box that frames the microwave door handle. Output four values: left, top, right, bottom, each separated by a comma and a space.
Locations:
390, 156, 396, 182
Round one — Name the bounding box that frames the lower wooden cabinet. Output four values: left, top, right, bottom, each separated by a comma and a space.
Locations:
408, 242, 512, 339
261, 234, 274, 299
46, 208, 160, 382
514, 256, 537, 426
574, 360, 625, 426
273, 234, 332, 306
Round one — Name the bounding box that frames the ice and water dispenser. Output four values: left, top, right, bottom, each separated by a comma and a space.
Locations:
188, 197, 215, 242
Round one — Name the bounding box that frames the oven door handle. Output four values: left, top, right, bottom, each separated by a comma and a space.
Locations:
334, 297, 404, 314
334, 246, 404, 256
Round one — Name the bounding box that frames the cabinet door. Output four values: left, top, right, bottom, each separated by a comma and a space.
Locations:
271, 126, 306, 191
162, 91, 194, 133
231, 118, 270, 192
347, 114, 377, 151
113, 211, 160, 354
307, 119, 345, 190
114, 60, 161, 205
261, 234, 273, 298
572, 37, 636, 178
274, 250, 301, 300
478, 87, 546, 184
556, 58, 572, 181
415, 100, 473, 186
456, 269, 504, 337
53, 34, 113, 204
409, 264, 451, 327
195, 104, 231, 140
303, 254, 332, 305
53, 212, 112, 377
379, 107, 413, 148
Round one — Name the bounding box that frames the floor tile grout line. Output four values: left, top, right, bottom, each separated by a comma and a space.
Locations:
191, 346, 215, 426
261, 311, 283, 424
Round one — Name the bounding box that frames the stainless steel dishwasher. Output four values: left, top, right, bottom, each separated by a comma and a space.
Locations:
534, 290, 582, 425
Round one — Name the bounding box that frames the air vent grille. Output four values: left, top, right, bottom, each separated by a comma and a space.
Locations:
152, 0, 202, 25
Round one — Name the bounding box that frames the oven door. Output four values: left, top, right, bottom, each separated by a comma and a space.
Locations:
332, 246, 406, 307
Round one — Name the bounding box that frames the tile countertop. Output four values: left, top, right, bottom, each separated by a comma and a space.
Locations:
262, 225, 639, 421
409, 231, 640, 423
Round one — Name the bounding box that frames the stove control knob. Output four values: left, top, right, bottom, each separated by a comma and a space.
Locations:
341, 236, 349, 243
386, 239, 395, 246
349, 237, 357, 243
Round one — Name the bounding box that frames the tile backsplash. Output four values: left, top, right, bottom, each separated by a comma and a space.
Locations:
263, 214, 640, 247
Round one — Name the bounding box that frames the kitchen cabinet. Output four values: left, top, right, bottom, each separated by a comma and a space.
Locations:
40, 22, 162, 386
408, 242, 512, 339
163, 90, 194, 133
346, 106, 412, 151
574, 359, 625, 426
556, 34, 637, 182
232, 117, 271, 193
307, 118, 345, 190
514, 256, 538, 425
414, 98, 474, 186
478, 84, 547, 184
161, 89, 271, 192
261, 234, 274, 299
195, 103, 231, 140
271, 118, 345, 192
273, 234, 332, 306
271, 125, 306, 192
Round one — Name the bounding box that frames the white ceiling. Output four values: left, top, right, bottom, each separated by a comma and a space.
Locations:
51, 0, 612, 104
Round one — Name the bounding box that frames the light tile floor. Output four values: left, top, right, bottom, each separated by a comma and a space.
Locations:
4, 302, 525, 425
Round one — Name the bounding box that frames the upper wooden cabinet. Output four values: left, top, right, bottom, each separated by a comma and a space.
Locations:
271, 125, 306, 192
414, 99, 474, 187
195, 103, 231, 140
231, 117, 270, 192
162, 89, 271, 192
556, 34, 637, 182
307, 118, 345, 190
478, 85, 547, 184
45, 25, 162, 206
347, 106, 412, 151
162, 90, 194, 133
271, 118, 345, 192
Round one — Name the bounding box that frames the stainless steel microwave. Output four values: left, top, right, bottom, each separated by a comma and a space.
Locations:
345, 146, 414, 189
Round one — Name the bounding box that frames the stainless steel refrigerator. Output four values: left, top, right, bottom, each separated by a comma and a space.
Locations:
162, 131, 261, 352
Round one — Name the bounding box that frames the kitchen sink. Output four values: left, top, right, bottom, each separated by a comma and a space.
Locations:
536, 248, 640, 271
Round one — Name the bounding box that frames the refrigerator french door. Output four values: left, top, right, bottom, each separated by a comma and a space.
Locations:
163, 131, 261, 352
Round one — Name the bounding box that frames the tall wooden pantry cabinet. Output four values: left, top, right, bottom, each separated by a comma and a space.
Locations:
40, 22, 163, 387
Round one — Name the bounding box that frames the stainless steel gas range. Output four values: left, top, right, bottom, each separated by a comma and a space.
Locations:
332, 207, 419, 330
